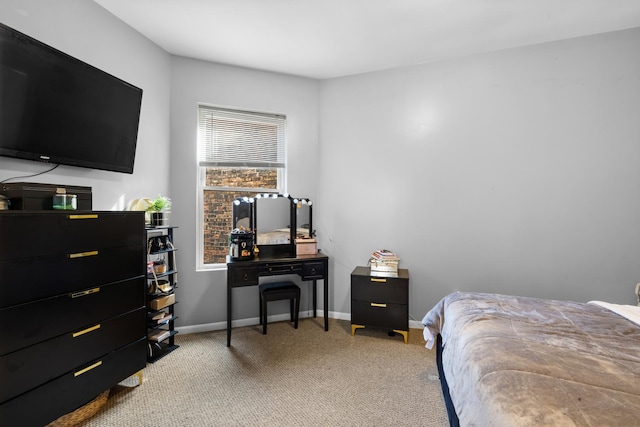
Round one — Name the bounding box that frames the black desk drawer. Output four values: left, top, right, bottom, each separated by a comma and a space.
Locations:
0, 245, 144, 308
351, 300, 408, 330
0, 211, 144, 260
231, 266, 259, 286
0, 278, 145, 355
301, 261, 325, 279
258, 263, 301, 275
0, 338, 147, 427
0, 308, 145, 403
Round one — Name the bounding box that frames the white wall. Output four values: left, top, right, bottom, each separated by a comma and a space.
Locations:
318, 28, 640, 321
169, 57, 320, 328
0, 0, 171, 209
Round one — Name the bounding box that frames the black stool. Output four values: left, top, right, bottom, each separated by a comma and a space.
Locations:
258, 281, 300, 334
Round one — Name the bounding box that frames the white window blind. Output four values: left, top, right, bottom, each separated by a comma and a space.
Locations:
198, 105, 286, 168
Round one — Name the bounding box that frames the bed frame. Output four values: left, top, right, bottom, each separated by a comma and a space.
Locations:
436, 334, 459, 427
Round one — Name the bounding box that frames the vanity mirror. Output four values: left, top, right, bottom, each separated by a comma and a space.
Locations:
231, 194, 314, 258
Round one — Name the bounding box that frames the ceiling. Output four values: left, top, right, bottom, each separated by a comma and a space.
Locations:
94, 0, 640, 80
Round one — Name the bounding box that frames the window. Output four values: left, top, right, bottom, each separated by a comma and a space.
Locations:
197, 105, 286, 268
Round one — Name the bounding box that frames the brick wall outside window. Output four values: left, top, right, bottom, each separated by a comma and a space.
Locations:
203, 168, 277, 264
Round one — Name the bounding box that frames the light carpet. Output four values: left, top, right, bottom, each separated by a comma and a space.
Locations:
77, 318, 449, 427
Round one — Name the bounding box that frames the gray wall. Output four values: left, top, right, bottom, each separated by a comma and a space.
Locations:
318, 28, 640, 323
0, 0, 171, 209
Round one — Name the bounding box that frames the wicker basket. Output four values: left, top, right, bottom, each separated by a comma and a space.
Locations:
46, 389, 110, 427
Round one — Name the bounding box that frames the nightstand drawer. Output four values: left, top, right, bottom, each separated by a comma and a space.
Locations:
351, 300, 408, 330
351, 278, 408, 304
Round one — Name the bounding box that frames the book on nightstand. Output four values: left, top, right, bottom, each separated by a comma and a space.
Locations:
369, 249, 400, 277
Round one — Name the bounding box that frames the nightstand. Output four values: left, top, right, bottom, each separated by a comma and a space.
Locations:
350, 266, 409, 343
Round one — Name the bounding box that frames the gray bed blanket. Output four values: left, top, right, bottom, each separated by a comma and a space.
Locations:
422, 292, 640, 426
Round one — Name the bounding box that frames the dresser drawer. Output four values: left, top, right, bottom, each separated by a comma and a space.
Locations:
0, 308, 145, 403
351, 300, 408, 330
0, 211, 144, 260
351, 276, 408, 304
0, 278, 145, 355
0, 338, 147, 427
0, 245, 144, 308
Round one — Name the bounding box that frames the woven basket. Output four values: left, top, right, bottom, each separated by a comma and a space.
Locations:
46, 389, 110, 427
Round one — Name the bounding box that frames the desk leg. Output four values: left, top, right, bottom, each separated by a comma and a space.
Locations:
227, 282, 232, 347
324, 277, 329, 331
312, 279, 317, 318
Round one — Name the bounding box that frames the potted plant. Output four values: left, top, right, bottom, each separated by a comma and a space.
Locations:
147, 195, 171, 226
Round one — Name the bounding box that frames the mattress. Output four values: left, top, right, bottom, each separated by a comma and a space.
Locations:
422, 292, 640, 426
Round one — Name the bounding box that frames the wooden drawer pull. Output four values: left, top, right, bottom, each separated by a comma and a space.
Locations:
370, 278, 387, 283
68, 214, 99, 220
72, 324, 101, 338
371, 303, 387, 308
70, 287, 100, 298
69, 250, 99, 259
74, 361, 102, 377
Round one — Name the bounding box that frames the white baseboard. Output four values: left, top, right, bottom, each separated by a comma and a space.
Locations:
176, 311, 424, 335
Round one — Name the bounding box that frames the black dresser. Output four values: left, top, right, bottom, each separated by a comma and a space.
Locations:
0, 211, 147, 426
351, 266, 410, 343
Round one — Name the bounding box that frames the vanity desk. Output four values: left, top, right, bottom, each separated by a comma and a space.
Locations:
226, 253, 329, 347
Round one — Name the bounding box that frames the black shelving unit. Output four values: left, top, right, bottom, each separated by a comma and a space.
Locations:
146, 225, 179, 362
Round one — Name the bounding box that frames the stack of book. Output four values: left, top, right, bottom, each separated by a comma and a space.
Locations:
370, 249, 400, 277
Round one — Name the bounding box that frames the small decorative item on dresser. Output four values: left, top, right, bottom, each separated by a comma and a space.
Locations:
52, 189, 77, 210
229, 228, 254, 260
295, 238, 317, 256
147, 195, 171, 226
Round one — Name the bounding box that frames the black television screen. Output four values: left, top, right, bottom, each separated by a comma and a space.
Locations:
0, 22, 142, 174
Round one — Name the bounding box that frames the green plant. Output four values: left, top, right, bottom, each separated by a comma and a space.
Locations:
147, 195, 171, 212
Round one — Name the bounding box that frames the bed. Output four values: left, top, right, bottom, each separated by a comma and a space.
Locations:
421, 292, 640, 426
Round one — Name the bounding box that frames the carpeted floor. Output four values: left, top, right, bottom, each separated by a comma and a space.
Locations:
75, 318, 449, 427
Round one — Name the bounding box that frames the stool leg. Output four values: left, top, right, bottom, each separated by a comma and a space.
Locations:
294, 292, 300, 329
259, 294, 263, 325
262, 298, 268, 335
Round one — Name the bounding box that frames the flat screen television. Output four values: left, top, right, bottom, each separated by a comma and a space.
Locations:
0, 22, 143, 174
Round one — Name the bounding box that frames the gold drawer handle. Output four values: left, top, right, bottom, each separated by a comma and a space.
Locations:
371, 303, 387, 308
69, 250, 99, 259
72, 324, 101, 338
74, 361, 102, 377
70, 287, 100, 298
370, 278, 387, 283
68, 214, 98, 220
